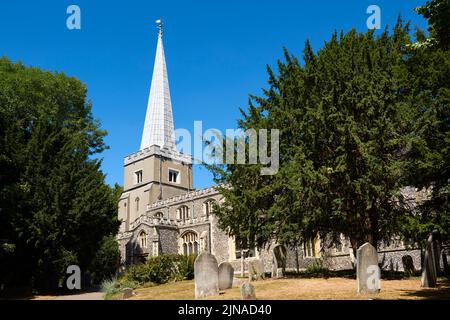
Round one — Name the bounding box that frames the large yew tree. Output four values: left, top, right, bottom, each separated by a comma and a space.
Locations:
0, 58, 120, 292
211, 5, 449, 254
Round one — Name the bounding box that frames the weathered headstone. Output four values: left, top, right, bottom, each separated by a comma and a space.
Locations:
122, 288, 134, 299
194, 252, 219, 299
272, 245, 287, 278
218, 262, 234, 290
248, 259, 265, 281
276, 268, 284, 278
443, 249, 450, 276
240, 282, 256, 300
356, 242, 380, 294
431, 230, 441, 275
421, 233, 438, 288
402, 255, 416, 276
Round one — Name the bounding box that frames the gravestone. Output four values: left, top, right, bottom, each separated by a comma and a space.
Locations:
275, 268, 283, 278
356, 242, 380, 294
431, 230, 441, 275
248, 259, 265, 281
443, 249, 450, 276
402, 255, 416, 276
421, 233, 438, 288
272, 245, 287, 278
218, 262, 234, 290
194, 252, 219, 299
122, 288, 134, 299
240, 282, 256, 300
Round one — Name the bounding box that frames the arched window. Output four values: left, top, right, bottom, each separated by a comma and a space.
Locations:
177, 205, 190, 222
181, 231, 198, 255
303, 234, 321, 258
154, 212, 164, 219
139, 231, 147, 248
135, 197, 140, 212
203, 200, 216, 217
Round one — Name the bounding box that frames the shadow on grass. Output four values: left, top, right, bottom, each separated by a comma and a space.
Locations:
283, 269, 417, 280
283, 269, 355, 279
398, 279, 450, 300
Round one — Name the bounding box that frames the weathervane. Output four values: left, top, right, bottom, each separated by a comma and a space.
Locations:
155, 19, 163, 37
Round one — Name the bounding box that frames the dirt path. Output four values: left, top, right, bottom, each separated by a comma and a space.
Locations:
33, 291, 104, 300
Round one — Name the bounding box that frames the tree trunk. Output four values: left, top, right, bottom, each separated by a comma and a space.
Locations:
349, 237, 359, 269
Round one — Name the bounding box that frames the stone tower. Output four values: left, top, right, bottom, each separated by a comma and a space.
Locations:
118, 20, 193, 233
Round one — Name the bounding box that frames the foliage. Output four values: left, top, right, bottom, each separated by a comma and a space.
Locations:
89, 235, 121, 284
173, 253, 196, 281
415, 0, 450, 49
101, 276, 139, 300
208, 2, 450, 253
401, 1, 450, 245
101, 278, 121, 297
304, 259, 330, 278
120, 254, 196, 285
0, 57, 120, 292
210, 20, 417, 252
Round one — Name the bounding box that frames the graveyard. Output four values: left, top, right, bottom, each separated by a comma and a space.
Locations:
1, 2, 449, 310
123, 277, 450, 300
96, 240, 450, 301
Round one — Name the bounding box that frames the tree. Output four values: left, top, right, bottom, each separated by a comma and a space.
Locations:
0, 57, 120, 292
401, 0, 450, 246
210, 19, 425, 255
415, 0, 450, 49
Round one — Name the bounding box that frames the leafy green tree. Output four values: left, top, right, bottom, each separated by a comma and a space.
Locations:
89, 235, 121, 284
415, 0, 450, 49
210, 19, 426, 254
401, 0, 450, 245
0, 57, 120, 292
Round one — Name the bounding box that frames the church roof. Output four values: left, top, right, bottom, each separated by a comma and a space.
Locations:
140, 20, 176, 151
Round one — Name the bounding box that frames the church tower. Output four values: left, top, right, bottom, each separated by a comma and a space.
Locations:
118, 20, 193, 233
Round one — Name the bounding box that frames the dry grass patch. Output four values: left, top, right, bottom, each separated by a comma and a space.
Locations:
129, 277, 450, 300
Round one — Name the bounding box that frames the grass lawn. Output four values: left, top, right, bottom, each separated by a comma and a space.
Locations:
127, 277, 450, 300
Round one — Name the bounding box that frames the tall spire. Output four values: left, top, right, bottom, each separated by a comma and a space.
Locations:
140, 19, 176, 151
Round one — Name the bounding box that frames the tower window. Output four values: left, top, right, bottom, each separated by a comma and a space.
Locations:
168, 169, 179, 183
177, 205, 190, 221
135, 170, 143, 184
203, 200, 216, 218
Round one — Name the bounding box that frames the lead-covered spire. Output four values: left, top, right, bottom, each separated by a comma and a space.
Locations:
140, 19, 176, 151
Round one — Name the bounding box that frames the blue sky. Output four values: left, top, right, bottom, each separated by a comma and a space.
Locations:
0, 0, 428, 189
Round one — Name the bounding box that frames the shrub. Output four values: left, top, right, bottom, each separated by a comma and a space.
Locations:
175, 254, 196, 280
101, 278, 120, 296
120, 254, 196, 285
102, 276, 139, 300
305, 259, 330, 277
116, 278, 139, 290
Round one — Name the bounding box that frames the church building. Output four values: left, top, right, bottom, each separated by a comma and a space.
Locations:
117, 21, 425, 275
116, 20, 232, 266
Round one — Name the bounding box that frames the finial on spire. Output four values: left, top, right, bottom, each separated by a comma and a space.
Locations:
156, 19, 163, 37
